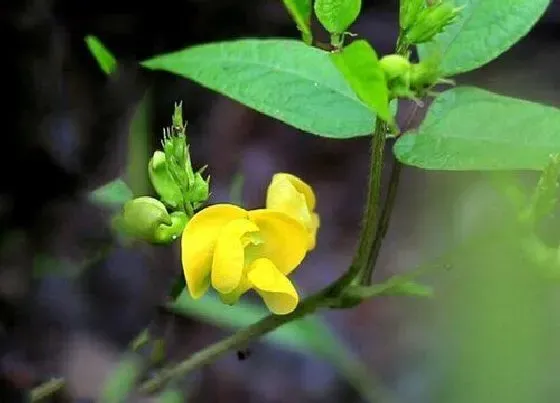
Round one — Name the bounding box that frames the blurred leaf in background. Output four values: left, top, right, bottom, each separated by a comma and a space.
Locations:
431, 221, 554, 403
89, 178, 134, 208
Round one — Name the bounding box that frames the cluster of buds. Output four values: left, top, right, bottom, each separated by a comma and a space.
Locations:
400, 0, 463, 45
114, 102, 210, 245
379, 53, 454, 102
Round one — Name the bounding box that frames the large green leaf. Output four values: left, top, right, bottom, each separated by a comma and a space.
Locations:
419, 0, 550, 76
330, 40, 391, 122
142, 39, 375, 138
394, 87, 560, 171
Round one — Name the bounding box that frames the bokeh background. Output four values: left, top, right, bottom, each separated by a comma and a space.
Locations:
4, 1, 560, 402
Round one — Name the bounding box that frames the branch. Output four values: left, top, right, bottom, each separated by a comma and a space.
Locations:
139, 281, 340, 394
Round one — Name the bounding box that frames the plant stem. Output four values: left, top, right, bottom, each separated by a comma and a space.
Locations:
360, 161, 402, 285
139, 284, 338, 394
30, 378, 65, 402
346, 118, 387, 282
359, 41, 413, 285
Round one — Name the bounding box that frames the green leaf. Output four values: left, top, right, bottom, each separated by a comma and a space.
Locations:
330, 40, 391, 122
378, 280, 434, 297
100, 355, 143, 403
168, 291, 381, 402
282, 0, 313, 44
418, 0, 550, 76
314, 0, 362, 34
523, 154, 560, 224
89, 178, 134, 207
85, 35, 117, 75
394, 87, 560, 171
142, 39, 374, 139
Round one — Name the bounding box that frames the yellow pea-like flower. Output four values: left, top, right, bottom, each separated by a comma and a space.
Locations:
266, 173, 320, 250
181, 204, 309, 315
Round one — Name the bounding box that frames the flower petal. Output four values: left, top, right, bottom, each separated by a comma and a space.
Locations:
181, 204, 246, 299
247, 210, 307, 275
266, 174, 319, 250
269, 173, 316, 211
212, 218, 259, 294
218, 276, 252, 305
247, 258, 299, 315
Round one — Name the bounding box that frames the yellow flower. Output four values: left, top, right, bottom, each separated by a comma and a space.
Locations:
266, 173, 320, 250
181, 204, 309, 315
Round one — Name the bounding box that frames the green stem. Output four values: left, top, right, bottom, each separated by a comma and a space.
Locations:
346, 118, 387, 283
360, 161, 402, 285
30, 378, 65, 402
139, 284, 338, 394
358, 40, 412, 285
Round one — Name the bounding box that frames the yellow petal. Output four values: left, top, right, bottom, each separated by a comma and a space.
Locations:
307, 212, 321, 250
181, 204, 246, 299
211, 218, 259, 294
269, 173, 316, 211
247, 258, 299, 315
218, 276, 252, 305
266, 174, 319, 250
247, 210, 307, 275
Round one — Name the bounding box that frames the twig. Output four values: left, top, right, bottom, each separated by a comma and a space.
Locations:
139, 283, 339, 394
30, 378, 65, 402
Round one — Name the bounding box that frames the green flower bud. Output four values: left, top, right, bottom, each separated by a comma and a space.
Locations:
115, 196, 187, 244
379, 54, 412, 81
410, 60, 440, 89
148, 151, 183, 209
400, 0, 425, 31
189, 171, 210, 208
405, 1, 461, 44
154, 211, 188, 244
171, 101, 185, 136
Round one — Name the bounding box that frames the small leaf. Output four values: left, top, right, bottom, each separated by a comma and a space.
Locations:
282, 0, 313, 44
394, 87, 560, 171
330, 40, 391, 122
100, 355, 143, 403
314, 0, 362, 34
523, 154, 560, 224
158, 389, 185, 403
89, 178, 134, 208
142, 39, 374, 139
418, 0, 550, 76
377, 280, 434, 297
85, 35, 117, 75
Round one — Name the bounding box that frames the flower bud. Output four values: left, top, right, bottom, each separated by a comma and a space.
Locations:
115, 196, 187, 244
405, 1, 461, 44
399, 0, 425, 31
148, 150, 183, 209
189, 171, 210, 209
379, 54, 412, 81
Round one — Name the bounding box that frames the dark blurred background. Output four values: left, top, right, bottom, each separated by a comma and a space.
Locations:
3, 0, 560, 402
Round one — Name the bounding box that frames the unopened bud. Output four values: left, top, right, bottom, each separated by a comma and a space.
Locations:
399, 0, 425, 31
379, 54, 412, 81
405, 1, 461, 44
115, 196, 187, 244
148, 151, 183, 209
